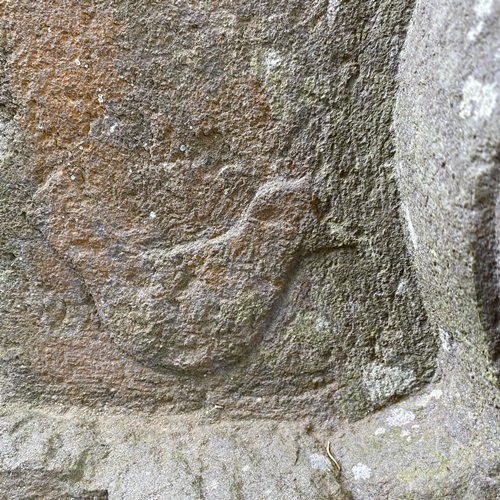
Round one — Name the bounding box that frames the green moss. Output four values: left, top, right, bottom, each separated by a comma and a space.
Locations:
398, 460, 450, 485
192, 474, 204, 498
224, 291, 267, 327
171, 451, 191, 469
230, 473, 245, 500
367, 438, 384, 452
44, 434, 62, 464
284, 314, 333, 349
0, 184, 12, 249
68, 449, 89, 484
262, 313, 335, 373
0, 182, 32, 258
335, 373, 371, 420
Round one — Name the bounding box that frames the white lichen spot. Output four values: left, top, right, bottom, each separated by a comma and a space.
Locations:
109, 123, 118, 134
467, 20, 484, 41
309, 454, 331, 472
180, 144, 187, 152
149, 211, 157, 219
430, 389, 443, 399
70, 175, 76, 181
74, 58, 81, 66
352, 463, 372, 481
401, 429, 412, 443
265, 50, 282, 72
327, 0, 341, 27
315, 317, 330, 331
386, 408, 415, 427
396, 280, 408, 295
438, 328, 452, 352
459, 77, 497, 121
37, 123, 43, 130
97, 94, 104, 104
469, 0, 493, 38
416, 393, 431, 408
374, 427, 386, 436
403, 204, 418, 250
363, 363, 416, 404
474, 0, 493, 18
78, 146, 84, 150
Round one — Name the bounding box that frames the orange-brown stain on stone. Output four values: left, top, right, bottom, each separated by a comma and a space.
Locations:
4, 0, 136, 271
1, 0, 146, 396
21, 240, 178, 407
5, 0, 126, 166
1, 0, 305, 396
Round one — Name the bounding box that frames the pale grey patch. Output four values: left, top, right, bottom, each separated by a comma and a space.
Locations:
386, 408, 415, 427
459, 77, 497, 121
363, 363, 416, 404
352, 463, 372, 481
309, 453, 331, 472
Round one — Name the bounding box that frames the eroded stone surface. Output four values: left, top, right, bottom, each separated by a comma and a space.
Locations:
394, 0, 500, 389
322, 377, 500, 499
0, 0, 435, 419
0, 404, 343, 500
390, 0, 500, 496
2, 0, 500, 498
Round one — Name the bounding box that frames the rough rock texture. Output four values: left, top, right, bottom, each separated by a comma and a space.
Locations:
0, 0, 499, 498
395, 0, 500, 396
391, 0, 500, 497
0, 405, 344, 499
0, 0, 435, 418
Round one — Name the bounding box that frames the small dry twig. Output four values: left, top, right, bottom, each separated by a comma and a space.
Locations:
326, 441, 341, 471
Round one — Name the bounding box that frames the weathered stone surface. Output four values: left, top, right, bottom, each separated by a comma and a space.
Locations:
0, 405, 344, 499
392, 0, 500, 497
1, 377, 498, 499
394, 0, 500, 402
0, 0, 435, 419
325, 377, 500, 499
0, 0, 499, 497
